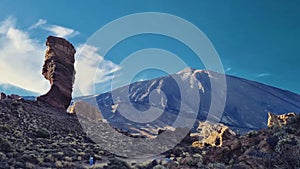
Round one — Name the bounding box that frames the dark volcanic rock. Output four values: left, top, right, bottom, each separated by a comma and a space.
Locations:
37, 36, 76, 110
0, 92, 6, 100
8, 94, 22, 100
0, 97, 114, 168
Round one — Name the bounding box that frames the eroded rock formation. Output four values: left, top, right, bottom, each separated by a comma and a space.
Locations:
37, 36, 76, 110
267, 112, 296, 127
191, 121, 236, 148
202, 113, 300, 168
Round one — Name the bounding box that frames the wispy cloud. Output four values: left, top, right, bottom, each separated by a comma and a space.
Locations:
43, 25, 79, 38
74, 44, 121, 96
225, 67, 232, 72
0, 17, 49, 94
0, 17, 119, 96
29, 18, 79, 38
29, 19, 47, 29
257, 73, 270, 77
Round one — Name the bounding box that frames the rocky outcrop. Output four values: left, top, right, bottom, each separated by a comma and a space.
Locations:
159, 113, 299, 169
191, 121, 236, 148
0, 92, 6, 100
267, 112, 296, 127
68, 101, 102, 121
0, 92, 22, 100
202, 113, 300, 168
37, 36, 76, 110
8, 94, 22, 100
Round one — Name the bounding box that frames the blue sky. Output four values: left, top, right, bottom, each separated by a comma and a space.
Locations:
0, 0, 299, 96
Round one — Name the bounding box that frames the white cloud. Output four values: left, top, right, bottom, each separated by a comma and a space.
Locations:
74, 44, 121, 96
257, 73, 270, 77
225, 67, 232, 72
29, 18, 79, 38
0, 17, 119, 96
43, 25, 79, 38
29, 19, 47, 29
0, 17, 50, 94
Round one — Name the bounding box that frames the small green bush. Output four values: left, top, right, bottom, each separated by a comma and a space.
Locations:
0, 136, 12, 152
0, 125, 10, 132
35, 128, 51, 138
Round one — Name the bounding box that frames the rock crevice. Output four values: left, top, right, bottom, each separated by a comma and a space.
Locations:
37, 36, 76, 110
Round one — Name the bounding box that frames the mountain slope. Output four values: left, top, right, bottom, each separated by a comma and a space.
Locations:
0, 84, 39, 96
79, 68, 300, 135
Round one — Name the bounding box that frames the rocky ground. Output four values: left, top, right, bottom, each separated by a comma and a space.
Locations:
0, 96, 114, 168
0, 95, 299, 168
166, 116, 300, 169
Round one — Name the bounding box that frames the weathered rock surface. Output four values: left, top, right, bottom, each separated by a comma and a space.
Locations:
202, 113, 300, 168
68, 101, 103, 121
37, 36, 76, 110
267, 112, 296, 127
191, 121, 236, 148
154, 112, 299, 169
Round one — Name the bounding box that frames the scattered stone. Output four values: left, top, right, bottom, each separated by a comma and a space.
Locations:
153, 165, 166, 169
55, 160, 63, 168
64, 156, 72, 162
44, 154, 55, 163
25, 162, 35, 169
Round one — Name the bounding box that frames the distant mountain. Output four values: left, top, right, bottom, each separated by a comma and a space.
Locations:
0, 84, 39, 97
78, 68, 300, 135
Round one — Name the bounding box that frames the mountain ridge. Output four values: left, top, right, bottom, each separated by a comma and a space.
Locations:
76, 67, 300, 136
96, 67, 299, 100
